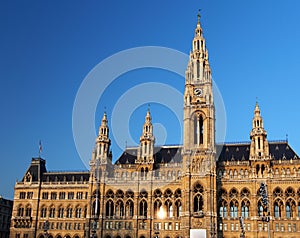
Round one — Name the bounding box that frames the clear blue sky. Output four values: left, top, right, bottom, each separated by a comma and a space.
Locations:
1, 1, 300, 199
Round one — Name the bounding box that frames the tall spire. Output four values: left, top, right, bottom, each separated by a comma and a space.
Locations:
185, 11, 211, 85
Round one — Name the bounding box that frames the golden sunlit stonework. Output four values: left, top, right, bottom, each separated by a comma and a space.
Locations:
10, 14, 300, 238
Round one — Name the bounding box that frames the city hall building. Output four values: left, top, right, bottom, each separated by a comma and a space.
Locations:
10, 14, 300, 238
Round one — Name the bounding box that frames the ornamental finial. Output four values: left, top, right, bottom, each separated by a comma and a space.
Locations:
197, 9, 201, 23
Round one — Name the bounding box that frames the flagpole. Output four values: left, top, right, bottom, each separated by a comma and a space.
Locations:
39, 140, 42, 158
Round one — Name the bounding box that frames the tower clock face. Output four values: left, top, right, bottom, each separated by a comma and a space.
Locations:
194, 88, 203, 97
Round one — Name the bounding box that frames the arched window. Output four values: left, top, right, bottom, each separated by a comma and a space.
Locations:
25, 206, 31, 217
139, 200, 147, 217
58, 207, 64, 218
105, 200, 114, 217
258, 200, 264, 217
286, 199, 296, 218
40, 207, 47, 218
165, 200, 173, 218
66, 207, 72, 218
241, 200, 250, 218
175, 200, 182, 217
76, 207, 82, 218
274, 199, 283, 218
230, 200, 238, 218
49, 206, 55, 218
193, 183, 204, 213
219, 200, 227, 218
286, 203, 291, 218
154, 199, 162, 219
92, 199, 100, 216
194, 194, 203, 212
126, 200, 134, 218
115, 200, 124, 218
17, 206, 24, 217
194, 115, 204, 145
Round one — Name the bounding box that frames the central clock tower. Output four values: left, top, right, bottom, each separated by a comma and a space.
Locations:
182, 12, 217, 237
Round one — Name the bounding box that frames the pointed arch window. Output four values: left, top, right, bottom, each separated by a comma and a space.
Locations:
66, 207, 72, 218
286, 204, 291, 218
175, 200, 182, 217
154, 200, 162, 219
230, 200, 238, 218
286, 199, 296, 218
76, 207, 82, 218
193, 183, 204, 213
116, 200, 124, 218
194, 115, 204, 145
165, 200, 173, 218
125, 199, 134, 218
41, 207, 47, 218
17, 206, 24, 217
219, 200, 227, 218
258, 200, 264, 217
58, 207, 64, 218
25, 206, 31, 217
49, 207, 55, 218
274, 200, 283, 218
139, 200, 147, 217
241, 200, 250, 218
106, 200, 114, 218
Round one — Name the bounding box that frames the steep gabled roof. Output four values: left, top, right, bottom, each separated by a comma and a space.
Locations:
115, 146, 182, 165
217, 141, 299, 162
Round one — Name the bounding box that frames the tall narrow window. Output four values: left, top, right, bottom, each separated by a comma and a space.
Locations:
139, 200, 147, 217
106, 200, 114, 218
258, 201, 263, 217
194, 115, 204, 145
197, 60, 200, 79
242, 200, 249, 218
286, 204, 291, 218
194, 116, 197, 144
200, 116, 204, 144
274, 201, 281, 218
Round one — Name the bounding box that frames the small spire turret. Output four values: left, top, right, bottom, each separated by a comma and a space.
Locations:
136, 109, 155, 164
94, 112, 111, 163
250, 102, 269, 159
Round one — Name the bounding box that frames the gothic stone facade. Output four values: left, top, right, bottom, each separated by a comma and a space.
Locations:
10, 15, 300, 238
